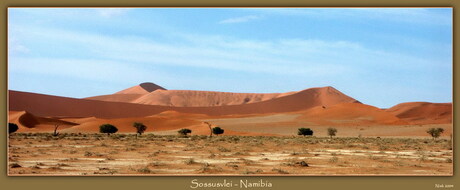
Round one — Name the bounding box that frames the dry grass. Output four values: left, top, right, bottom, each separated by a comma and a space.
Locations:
7, 133, 453, 176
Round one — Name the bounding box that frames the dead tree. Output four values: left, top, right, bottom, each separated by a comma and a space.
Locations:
204, 122, 212, 137
53, 124, 60, 136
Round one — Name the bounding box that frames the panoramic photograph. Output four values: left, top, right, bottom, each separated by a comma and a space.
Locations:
7, 8, 452, 176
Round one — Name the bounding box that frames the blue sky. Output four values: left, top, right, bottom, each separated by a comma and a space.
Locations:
8, 8, 452, 108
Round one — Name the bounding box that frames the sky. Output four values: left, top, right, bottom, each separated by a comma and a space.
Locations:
8, 8, 452, 108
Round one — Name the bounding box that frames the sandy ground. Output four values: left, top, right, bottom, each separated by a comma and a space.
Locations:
8, 134, 452, 176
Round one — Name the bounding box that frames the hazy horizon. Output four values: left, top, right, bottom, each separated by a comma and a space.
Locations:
8, 8, 452, 108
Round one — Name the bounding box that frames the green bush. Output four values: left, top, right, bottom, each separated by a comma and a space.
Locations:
9, 123, 19, 134
327, 128, 337, 138
426, 128, 444, 139
297, 128, 313, 136
178, 128, 192, 136
133, 122, 147, 136
212, 127, 224, 136
99, 124, 118, 136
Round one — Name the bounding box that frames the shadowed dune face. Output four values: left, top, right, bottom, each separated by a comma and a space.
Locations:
8, 111, 78, 132
114, 82, 166, 95
386, 102, 452, 124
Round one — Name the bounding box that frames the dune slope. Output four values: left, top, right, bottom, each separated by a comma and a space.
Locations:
131, 89, 297, 107
299, 103, 408, 125
8, 111, 78, 132
86, 83, 297, 106
9, 86, 358, 118
386, 102, 452, 124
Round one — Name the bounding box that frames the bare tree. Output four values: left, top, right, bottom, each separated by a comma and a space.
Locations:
53, 124, 60, 136
204, 122, 212, 137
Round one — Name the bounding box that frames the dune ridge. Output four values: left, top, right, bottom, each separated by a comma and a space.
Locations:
9, 86, 358, 118
114, 82, 166, 95
386, 102, 452, 124
130, 89, 297, 107
8, 84, 452, 136
299, 102, 408, 126
86, 83, 299, 107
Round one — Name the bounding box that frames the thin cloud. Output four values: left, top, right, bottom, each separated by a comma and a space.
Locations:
243, 8, 452, 25
219, 15, 261, 24
94, 8, 129, 18
8, 25, 448, 80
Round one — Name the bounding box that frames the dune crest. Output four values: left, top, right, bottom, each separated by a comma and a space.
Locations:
386, 102, 452, 124
114, 82, 166, 95
9, 86, 358, 118
132, 89, 297, 107
86, 82, 299, 106
299, 103, 407, 126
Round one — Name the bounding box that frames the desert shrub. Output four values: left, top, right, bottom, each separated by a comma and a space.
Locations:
271, 168, 289, 174
177, 128, 192, 136
217, 146, 231, 152
9, 163, 21, 168
426, 128, 444, 139
297, 128, 313, 136
137, 167, 153, 174
329, 156, 339, 163
9, 123, 19, 134
185, 158, 197, 165
327, 128, 337, 138
84, 151, 94, 157
133, 122, 147, 136
99, 124, 118, 136
212, 127, 224, 136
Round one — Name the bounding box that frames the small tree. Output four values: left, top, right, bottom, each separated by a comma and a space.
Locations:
178, 128, 192, 136
53, 124, 60, 136
8, 123, 18, 134
204, 121, 213, 137
99, 124, 118, 136
327, 128, 337, 138
426, 128, 444, 139
133, 122, 147, 137
297, 128, 313, 136
212, 127, 224, 136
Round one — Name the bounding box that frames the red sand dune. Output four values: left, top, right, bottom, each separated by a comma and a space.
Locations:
130, 89, 297, 107
8, 83, 452, 136
85, 82, 165, 102
8, 111, 78, 132
9, 86, 358, 118
115, 82, 166, 94
61, 111, 203, 133
386, 102, 452, 124
298, 103, 408, 126
86, 83, 297, 107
